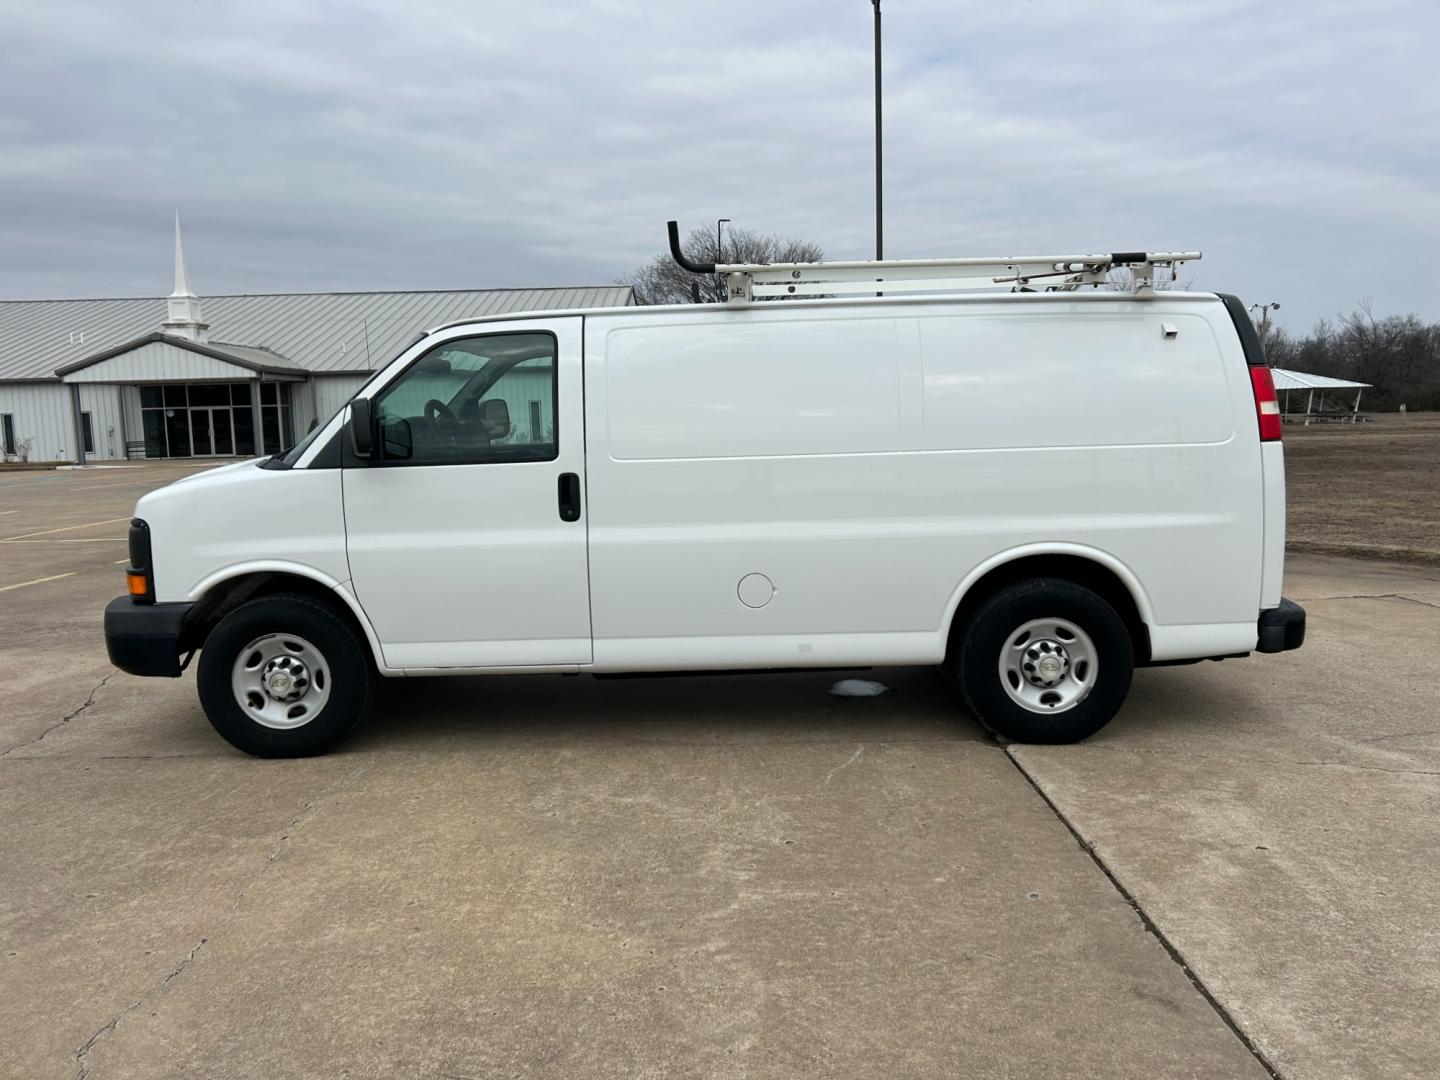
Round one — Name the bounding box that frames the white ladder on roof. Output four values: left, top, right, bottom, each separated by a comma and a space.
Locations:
666, 221, 1200, 306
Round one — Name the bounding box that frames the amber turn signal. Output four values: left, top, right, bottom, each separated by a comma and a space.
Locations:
126, 571, 149, 597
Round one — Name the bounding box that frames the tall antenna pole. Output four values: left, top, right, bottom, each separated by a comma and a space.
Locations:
872, 0, 883, 261
1249, 301, 1281, 344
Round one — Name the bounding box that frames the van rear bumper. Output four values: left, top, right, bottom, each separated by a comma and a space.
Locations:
104, 596, 193, 677
1257, 598, 1306, 653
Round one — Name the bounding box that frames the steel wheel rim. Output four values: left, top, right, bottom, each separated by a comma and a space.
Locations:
230, 633, 332, 730
997, 617, 1098, 715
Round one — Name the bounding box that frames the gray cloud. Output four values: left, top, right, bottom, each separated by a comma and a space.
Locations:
0, 0, 1435, 330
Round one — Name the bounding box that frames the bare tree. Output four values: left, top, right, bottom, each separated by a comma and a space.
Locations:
625, 224, 823, 305
1260, 303, 1440, 411
1257, 321, 1286, 354
1261, 323, 1293, 361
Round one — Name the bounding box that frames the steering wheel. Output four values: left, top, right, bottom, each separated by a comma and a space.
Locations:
423, 399, 458, 429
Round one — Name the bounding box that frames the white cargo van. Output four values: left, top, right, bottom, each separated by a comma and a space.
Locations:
105, 230, 1304, 756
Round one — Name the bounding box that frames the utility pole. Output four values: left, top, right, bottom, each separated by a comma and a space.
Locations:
1249, 301, 1281, 341
872, 0, 883, 261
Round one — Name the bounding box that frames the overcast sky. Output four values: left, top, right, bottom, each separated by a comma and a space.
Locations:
1, 0, 1436, 331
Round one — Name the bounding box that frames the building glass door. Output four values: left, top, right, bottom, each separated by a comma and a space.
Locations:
191, 408, 215, 456
212, 408, 234, 455
187, 407, 235, 457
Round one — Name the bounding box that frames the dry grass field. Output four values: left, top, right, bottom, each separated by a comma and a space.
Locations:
1284, 412, 1440, 565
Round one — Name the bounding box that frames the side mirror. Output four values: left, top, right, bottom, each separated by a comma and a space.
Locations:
349, 399, 374, 457
380, 417, 413, 460
480, 398, 511, 439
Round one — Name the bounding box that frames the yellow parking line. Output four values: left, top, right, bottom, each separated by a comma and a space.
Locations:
1, 516, 131, 541
114, 558, 131, 564
0, 538, 127, 543
0, 572, 77, 593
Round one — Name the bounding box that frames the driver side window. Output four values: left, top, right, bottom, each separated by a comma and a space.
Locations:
372, 332, 557, 465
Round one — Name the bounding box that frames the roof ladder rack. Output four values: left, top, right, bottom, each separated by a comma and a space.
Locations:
666, 221, 1200, 306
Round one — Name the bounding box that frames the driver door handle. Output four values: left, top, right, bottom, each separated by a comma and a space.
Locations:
557, 472, 582, 522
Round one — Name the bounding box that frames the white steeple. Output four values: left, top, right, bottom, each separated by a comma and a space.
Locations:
163, 211, 209, 342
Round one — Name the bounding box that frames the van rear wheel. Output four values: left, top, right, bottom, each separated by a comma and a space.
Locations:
953, 579, 1133, 744
197, 593, 374, 757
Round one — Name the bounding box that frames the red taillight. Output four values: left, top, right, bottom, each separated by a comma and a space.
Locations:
1250, 365, 1283, 442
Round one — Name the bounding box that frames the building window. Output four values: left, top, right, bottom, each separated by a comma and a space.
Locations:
189, 384, 230, 407
138, 381, 256, 458
142, 410, 167, 458
233, 402, 256, 457
2, 413, 15, 457
165, 408, 192, 457
81, 412, 95, 455
259, 382, 294, 452
131, 381, 300, 458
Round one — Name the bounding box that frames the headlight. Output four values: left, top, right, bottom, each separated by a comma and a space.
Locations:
126, 519, 154, 603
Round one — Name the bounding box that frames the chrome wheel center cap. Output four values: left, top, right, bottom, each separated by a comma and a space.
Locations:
261, 656, 309, 702
1023, 640, 1070, 687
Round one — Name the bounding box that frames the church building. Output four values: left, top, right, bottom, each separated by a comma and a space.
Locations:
0, 217, 630, 463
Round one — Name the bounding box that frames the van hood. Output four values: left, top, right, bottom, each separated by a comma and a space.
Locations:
165, 458, 265, 487
133, 458, 265, 517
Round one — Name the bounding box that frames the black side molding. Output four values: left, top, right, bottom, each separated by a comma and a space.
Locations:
1257, 598, 1306, 653
1217, 292, 1270, 367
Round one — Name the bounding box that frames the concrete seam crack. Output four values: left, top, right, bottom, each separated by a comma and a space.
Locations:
67, 759, 370, 1076
1393, 594, 1440, 610
73, 1002, 137, 1080
1291, 759, 1440, 778
1354, 728, 1440, 744
1003, 748, 1283, 1080
1, 670, 115, 757
1301, 591, 1440, 609
72, 935, 208, 1080
229, 759, 370, 913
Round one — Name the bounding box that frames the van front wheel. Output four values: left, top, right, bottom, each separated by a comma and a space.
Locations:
197, 593, 374, 757
953, 579, 1134, 744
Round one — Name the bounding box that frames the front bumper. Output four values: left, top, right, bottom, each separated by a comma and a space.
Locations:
1257, 597, 1306, 653
104, 596, 193, 677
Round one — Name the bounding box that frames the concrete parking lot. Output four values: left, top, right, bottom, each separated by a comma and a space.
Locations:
2, 461, 1437, 1080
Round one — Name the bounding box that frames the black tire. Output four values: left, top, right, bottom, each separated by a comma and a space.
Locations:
952, 578, 1134, 744
197, 593, 374, 757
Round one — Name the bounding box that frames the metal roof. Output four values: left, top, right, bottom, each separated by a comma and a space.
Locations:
0, 286, 632, 382
55, 332, 304, 378
1270, 367, 1371, 391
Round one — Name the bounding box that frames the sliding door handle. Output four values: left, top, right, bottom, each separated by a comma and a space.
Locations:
557, 472, 582, 522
